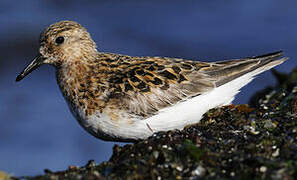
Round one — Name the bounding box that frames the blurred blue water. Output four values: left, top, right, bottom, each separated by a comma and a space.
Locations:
0, 0, 296, 176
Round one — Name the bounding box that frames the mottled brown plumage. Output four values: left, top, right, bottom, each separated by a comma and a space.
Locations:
16, 21, 287, 142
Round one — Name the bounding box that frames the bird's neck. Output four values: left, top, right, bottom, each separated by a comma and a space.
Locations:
63, 46, 99, 63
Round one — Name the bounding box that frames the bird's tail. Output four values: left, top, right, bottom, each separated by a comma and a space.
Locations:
203, 51, 288, 87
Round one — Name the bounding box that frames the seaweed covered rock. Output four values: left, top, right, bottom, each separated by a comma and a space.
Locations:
14, 67, 297, 180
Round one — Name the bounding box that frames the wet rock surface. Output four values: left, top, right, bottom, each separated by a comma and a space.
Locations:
11, 67, 297, 180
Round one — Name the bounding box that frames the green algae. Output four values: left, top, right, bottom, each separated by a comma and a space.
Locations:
12, 67, 297, 180
183, 139, 206, 161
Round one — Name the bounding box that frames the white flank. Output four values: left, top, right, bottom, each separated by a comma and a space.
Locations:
85, 59, 286, 141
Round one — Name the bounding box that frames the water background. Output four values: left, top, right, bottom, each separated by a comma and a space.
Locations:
0, 0, 296, 176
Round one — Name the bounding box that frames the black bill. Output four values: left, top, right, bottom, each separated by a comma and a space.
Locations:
16, 54, 45, 82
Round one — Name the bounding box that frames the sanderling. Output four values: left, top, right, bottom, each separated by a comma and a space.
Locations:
16, 21, 287, 142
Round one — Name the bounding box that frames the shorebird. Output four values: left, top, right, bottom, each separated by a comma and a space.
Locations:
16, 21, 287, 142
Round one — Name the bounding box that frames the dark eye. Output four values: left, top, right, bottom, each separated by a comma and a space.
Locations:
55, 36, 64, 45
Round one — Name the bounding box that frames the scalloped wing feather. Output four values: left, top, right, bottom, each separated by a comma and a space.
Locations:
100, 51, 286, 118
